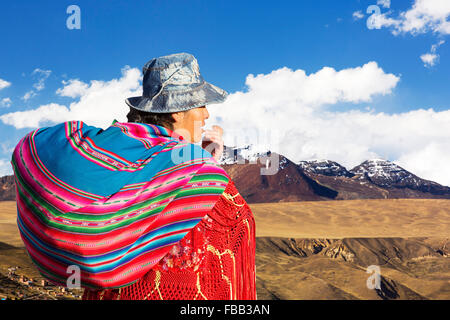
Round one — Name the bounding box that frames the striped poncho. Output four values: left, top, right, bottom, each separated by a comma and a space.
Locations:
11, 119, 230, 289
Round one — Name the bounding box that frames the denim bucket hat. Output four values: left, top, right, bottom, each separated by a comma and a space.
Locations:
125, 52, 228, 113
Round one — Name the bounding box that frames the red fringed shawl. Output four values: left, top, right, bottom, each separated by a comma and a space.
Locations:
82, 179, 256, 300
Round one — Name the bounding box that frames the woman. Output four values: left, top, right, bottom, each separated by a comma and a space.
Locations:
11, 53, 256, 300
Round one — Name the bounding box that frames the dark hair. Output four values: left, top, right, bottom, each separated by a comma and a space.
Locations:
126, 107, 177, 131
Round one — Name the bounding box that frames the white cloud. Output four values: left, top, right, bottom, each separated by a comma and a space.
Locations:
421, 40, 445, 67
0, 78, 11, 90
1, 66, 141, 129
22, 90, 37, 101
20, 68, 52, 101
0, 103, 71, 128
0, 97, 12, 108
0, 141, 14, 154
32, 68, 51, 91
205, 63, 450, 187
377, 0, 391, 9
364, 1, 449, 67
234, 61, 399, 108
396, 140, 450, 186
353, 11, 364, 20
0, 158, 12, 177
420, 53, 439, 67
367, 10, 400, 30
432, 39, 446, 50
56, 79, 89, 98
2, 62, 450, 187
372, 0, 450, 35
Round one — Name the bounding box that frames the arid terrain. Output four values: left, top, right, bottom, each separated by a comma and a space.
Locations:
0, 199, 449, 300
252, 198, 449, 300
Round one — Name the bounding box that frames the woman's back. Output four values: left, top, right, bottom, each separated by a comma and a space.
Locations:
82, 180, 256, 300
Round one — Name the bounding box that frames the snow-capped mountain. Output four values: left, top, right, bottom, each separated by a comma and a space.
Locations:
350, 159, 407, 184
348, 159, 450, 195
218, 145, 450, 199
220, 146, 339, 203
298, 159, 354, 178
219, 144, 273, 165
296, 157, 450, 199
2, 145, 449, 202
219, 144, 292, 172
349, 159, 439, 189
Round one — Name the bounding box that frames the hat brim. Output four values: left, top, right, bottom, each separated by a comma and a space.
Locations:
125, 81, 227, 113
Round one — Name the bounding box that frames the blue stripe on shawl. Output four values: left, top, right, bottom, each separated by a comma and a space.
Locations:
18, 213, 199, 273
32, 121, 212, 197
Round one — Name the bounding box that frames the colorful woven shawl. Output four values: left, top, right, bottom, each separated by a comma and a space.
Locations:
83, 179, 257, 300
11, 119, 230, 289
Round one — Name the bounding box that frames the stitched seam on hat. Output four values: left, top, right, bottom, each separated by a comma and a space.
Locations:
169, 97, 225, 111
160, 82, 206, 95
143, 58, 192, 72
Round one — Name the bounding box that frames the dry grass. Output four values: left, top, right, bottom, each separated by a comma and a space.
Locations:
0, 201, 22, 247
250, 198, 450, 238
249, 199, 449, 300
1, 199, 449, 300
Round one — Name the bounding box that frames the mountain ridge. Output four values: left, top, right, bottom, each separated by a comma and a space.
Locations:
219, 144, 450, 202
1, 144, 449, 202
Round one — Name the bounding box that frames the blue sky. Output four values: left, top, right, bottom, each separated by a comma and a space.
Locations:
1, 0, 450, 185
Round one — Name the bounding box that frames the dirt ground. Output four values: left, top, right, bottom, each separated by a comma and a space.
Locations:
1, 199, 449, 299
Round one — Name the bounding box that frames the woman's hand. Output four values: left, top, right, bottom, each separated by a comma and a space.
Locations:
202, 125, 224, 162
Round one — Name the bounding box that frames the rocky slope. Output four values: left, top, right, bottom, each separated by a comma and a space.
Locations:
0, 175, 15, 201
221, 152, 338, 203
256, 236, 449, 300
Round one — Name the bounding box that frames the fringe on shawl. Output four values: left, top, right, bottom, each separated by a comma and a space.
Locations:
82, 179, 256, 300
